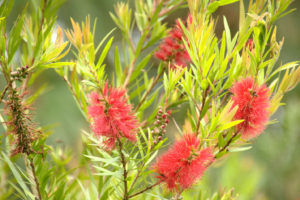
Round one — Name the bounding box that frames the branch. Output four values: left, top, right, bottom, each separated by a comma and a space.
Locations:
0, 85, 9, 103
128, 162, 144, 193
21, 0, 48, 93
158, 0, 185, 18
117, 138, 129, 200
196, 86, 210, 134
123, 58, 137, 88
128, 181, 162, 199
215, 131, 239, 158
29, 157, 42, 200
134, 66, 166, 112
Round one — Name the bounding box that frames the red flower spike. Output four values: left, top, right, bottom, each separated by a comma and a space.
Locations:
246, 38, 254, 51
88, 84, 139, 149
187, 14, 193, 26
230, 77, 270, 139
152, 134, 214, 191
154, 16, 191, 70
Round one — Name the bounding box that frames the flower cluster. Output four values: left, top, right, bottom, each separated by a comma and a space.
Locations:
230, 77, 270, 139
155, 18, 191, 70
88, 84, 139, 150
152, 134, 214, 191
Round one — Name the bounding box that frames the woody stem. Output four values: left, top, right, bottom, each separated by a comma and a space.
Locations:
128, 180, 162, 199
215, 131, 239, 158
135, 66, 166, 112
196, 86, 210, 134
117, 138, 129, 200
28, 157, 42, 200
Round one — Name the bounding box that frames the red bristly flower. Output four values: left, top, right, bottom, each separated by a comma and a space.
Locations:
88, 84, 138, 150
152, 134, 214, 191
230, 77, 270, 139
246, 38, 254, 51
154, 17, 191, 70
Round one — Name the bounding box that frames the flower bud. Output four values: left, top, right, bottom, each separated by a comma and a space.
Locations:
154, 127, 160, 134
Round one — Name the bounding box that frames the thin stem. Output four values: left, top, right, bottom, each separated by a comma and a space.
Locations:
63, 76, 88, 119
123, 58, 137, 88
38, 0, 47, 36
123, 0, 167, 88
128, 181, 162, 199
128, 162, 144, 193
173, 189, 184, 200
134, 66, 166, 112
220, 91, 230, 108
215, 131, 239, 158
196, 86, 210, 134
0, 85, 9, 103
29, 157, 42, 200
21, 0, 48, 93
126, 32, 136, 54
117, 138, 128, 200
158, 0, 185, 18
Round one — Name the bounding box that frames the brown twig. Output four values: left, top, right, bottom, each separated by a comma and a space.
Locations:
196, 86, 210, 134
123, 58, 137, 88
21, 0, 48, 93
126, 32, 136, 54
134, 66, 166, 112
158, 0, 185, 18
63, 76, 87, 114
117, 138, 129, 200
0, 85, 9, 103
128, 181, 162, 199
29, 157, 42, 200
128, 162, 145, 193
215, 131, 239, 158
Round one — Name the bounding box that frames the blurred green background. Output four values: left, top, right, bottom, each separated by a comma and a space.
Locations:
6, 1, 300, 199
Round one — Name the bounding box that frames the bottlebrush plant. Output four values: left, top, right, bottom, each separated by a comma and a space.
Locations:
0, 0, 299, 199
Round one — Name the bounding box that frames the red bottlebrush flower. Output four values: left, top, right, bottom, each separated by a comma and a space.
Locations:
155, 17, 191, 70
246, 38, 254, 51
152, 134, 214, 191
187, 14, 193, 26
88, 84, 139, 150
230, 77, 270, 139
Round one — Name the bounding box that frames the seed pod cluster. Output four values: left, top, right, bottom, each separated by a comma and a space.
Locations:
11, 66, 29, 81
152, 106, 171, 145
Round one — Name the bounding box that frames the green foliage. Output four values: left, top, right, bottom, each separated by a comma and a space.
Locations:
0, 0, 299, 199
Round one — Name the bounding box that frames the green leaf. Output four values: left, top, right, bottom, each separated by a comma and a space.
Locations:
94, 166, 122, 177
84, 154, 119, 167
114, 46, 123, 86
38, 62, 74, 69
229, 146, 252, 152
77, 180, 91, 200
1, 153, 34, 199
129, 54, 152, 82
144, 150, 158, 167
95, 28, 116, 54
96, 37, 114, 70
268, 62, 299, 80
239, 0, 245, 33
7, 4, 27, 64
219, 120, 244, 132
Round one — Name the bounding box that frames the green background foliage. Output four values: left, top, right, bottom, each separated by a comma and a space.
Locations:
1, 1, 299, 199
